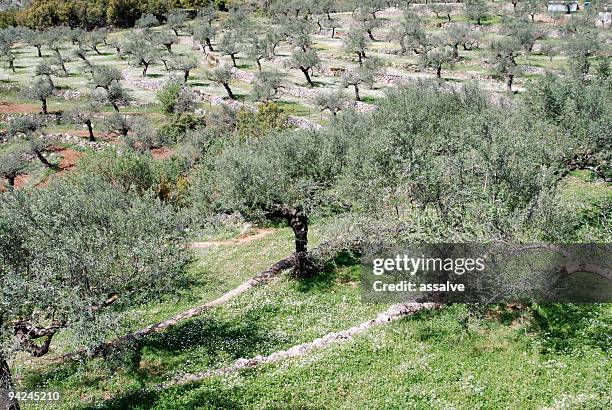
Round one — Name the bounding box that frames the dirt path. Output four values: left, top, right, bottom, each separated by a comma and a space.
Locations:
169, 302, 441, 387
190, 228, 275, 249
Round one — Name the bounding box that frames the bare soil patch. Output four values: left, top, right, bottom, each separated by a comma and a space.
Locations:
151, 147, 176, 160
0, 102, 39, 114
190, 228, 275, 249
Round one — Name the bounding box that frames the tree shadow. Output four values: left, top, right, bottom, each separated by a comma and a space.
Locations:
528, 303, 610, 353
89, 379, 244, 409
296, 251, 360, 293
146, 315, 270, 353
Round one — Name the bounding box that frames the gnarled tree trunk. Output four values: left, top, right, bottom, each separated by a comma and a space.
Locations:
0, 356, 20, 410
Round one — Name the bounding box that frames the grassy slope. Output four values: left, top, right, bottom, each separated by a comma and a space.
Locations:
17, 227, 386, 409
147, 304, 611, 410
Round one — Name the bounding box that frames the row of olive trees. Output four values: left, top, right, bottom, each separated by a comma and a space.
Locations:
1, 74, 608, 410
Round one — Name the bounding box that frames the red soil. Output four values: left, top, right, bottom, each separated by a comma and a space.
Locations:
151, 147, 176, 160
0, 102, 40, 114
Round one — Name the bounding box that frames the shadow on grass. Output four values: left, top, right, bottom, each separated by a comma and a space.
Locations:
142, 313, 278, 360
89, 380, 243, 409
529, 303, 610, 353
296, 251, 360, 293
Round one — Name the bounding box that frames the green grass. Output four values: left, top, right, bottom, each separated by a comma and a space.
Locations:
90, 304, 612, 409
16, 221, 612, 409
17, 230, 385, 409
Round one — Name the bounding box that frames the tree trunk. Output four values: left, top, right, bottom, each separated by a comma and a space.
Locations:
173, 29, 179, 36
85, 119, 95, 141
36, 46, 42, 57
206, 38, 213, 51
367, 29, 375, 41
230, 54, 237, 67
6, 175, 16, 187
41, 98, 48, 115
256, 59, 262, 71
184, 70, 190, 82
0, 356, 20, 410
142, 61, 149, 77
286, 211, 310, 276
111, 101, 120, 112
357, 52, 362, 65
353, 84, 360, 101
45, 74, 54, 87
331, 27, 336, 38
59, 58, 67, 74
506, 74, 514, 92
9, 60, 15, 73
34, 149, 52, 168
300, 67, 314, 86
436, 65, 442, 78
222, 82, 236, 99
165, 43, 172, 53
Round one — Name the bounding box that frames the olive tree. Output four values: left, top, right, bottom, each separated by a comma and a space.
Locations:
123, 33, 159, 77
489, 37, 522, 91
218, 31, 242, 68
20, 78, 54, 115
193, 24, 216, 52
316, 88, 348, 116
353, 7, 382, 41
287, 48, 321, 86
156, 30, 178, 53
135, 13, 160, 29
421, 34, 455, 79
324, 17, 341, 38
65, 98, 102, 142
34, 61, 59, 87
166, 9, 188, 36
85, 30, 106, 55
206, 65, 236, 99
506, 18, 545, 55
0, 28, 18, 72
0, 147, 28, 188
91, 65, 130, 111
519, 0, 544, 23
20, 28, 45, 58
446, 24, 480, 60
465, 0, 489, 25
392, 9, 426, 55
157, 78, 197, 115
341, 57, 384, 101
338, 83, 562, 239
246, 36, 268, 71
251, 70, 284, 102
7, 117, 53, 168
202, 129, 348, 276
431, 3, 453, 22
344, 28, 371, 65
0, 176, 190, 409
170, 55, 198, 82
44, 27, 69, 74
198, 4, 217, 27
524, 74, 611, 182
565, 32, 600, 79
